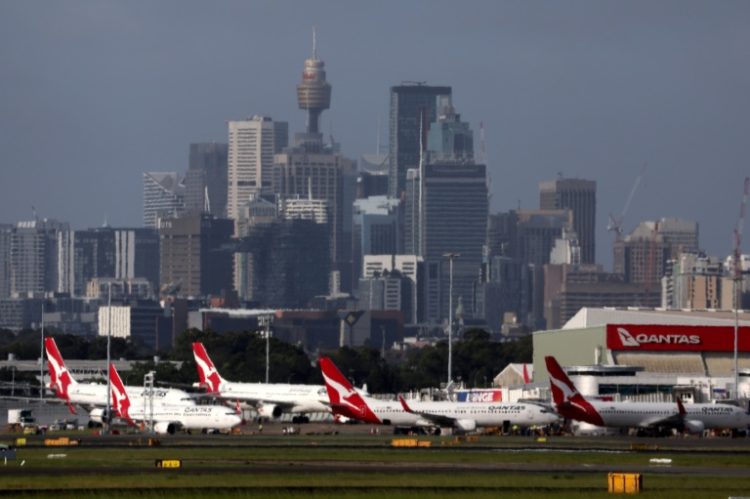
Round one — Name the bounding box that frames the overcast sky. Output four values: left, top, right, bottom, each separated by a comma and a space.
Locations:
1, 0, 748, 269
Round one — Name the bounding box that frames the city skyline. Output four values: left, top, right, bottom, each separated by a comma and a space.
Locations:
1, 1, 749, 269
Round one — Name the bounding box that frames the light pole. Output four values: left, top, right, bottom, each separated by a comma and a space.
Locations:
734, 276, 740, 400
259, 315, 272, 384
39, 300, 44, 401
105, 283, 112, 433
443, 252, 460, 387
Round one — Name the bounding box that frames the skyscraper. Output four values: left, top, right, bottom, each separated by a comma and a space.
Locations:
539, 178, 597, 264
184, 142, 228, 217
388, 83, 452, 197
408, 162, 488, 322
158, 214, 234, 298
10, 219, 69, 295
227, 116, 288, 221
143, 172, 185, 228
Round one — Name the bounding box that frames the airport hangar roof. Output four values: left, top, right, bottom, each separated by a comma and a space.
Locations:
563, 307, 750, 330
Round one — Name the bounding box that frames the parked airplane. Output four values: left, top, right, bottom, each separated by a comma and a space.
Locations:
109, 363, 241, 435
319, 356, 558, 432
45, 337, 196, 421
545, 355, 750, 434
192, 342, 329, 423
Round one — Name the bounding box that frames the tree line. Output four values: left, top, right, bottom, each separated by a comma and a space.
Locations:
0, 328, 531, 393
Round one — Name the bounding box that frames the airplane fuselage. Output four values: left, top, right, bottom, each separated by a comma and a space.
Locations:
217, 382, 329, 413
355, 399, 558, 427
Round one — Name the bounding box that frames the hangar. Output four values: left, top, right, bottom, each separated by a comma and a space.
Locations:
532, 307, 750, 402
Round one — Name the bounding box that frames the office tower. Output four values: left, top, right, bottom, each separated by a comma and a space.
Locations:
352, 196, 401, 291
407, 162, 488, 322
158, 214, 234, 298
10, 219, 69, 295
476, 256, 533, 333
68, 228, 116, 297
388, 83, 452, 197
358, 154, 389, 199
114, 228, 160, 290
362, 255, 424, 323
236, 219, 330, 308
143, 172, 185, 228
357, 270, 413, 321
0, 224, 11, 298
184, 142, 228, 217
543, 263, 658, 329
539, 178, 596, 264
279, 197, 329, 224
426, 104, 474, 162
227, 116, 288, 221
233, 194, 279, 300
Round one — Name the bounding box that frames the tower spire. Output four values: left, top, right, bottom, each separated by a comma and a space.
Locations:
312, 26, 317, 60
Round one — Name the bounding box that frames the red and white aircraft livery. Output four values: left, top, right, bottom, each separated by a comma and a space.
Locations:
109, 363, 241, 435
545, 356, 750, 433
45, 337, 197, 420
192, 342, 328, 423
320, 356, 558, 432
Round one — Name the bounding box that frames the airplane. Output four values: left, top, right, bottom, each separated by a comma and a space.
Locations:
545, 355, 750, 435
45, 337, 198, 422
109, 363, 241, 435
319, 356, 559, 432
192, 342, 329, 423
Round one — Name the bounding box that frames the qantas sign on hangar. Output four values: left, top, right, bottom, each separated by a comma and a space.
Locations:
533, 311, 750, 383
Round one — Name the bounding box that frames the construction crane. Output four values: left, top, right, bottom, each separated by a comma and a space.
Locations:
607, 164, 646, 241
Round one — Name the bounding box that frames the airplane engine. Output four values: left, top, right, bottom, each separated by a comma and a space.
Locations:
455, 419, 477, 432
683, 420, 705, 434
257, 403, 283, 419
154, 422, 178, 435
88, 408, 108, 424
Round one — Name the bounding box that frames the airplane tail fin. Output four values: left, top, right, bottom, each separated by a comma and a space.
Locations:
44, 337, 77, 406
192, 342, 225, 393
545, 356, 581, 407
319, 357, 377, 423
108, 363, 135, 426
522, 363, 531, 384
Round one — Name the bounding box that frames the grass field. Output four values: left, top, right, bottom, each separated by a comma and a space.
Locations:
1, 433, 749, 498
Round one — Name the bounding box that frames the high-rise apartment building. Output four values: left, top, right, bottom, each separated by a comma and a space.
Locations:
158, 214, 234, 298
614, 218, 699, 288
143, 172, 185, 228
184, 142, 228, 217
227, 116, 288, 221
539, 178, 596, 264
388, 84, 452, 197
10, 219, 69, 296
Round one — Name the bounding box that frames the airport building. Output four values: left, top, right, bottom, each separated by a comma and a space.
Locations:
532, 307, 750, 402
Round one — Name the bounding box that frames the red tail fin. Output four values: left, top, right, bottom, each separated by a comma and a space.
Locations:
44, 337, 77, 410
108, 363, 135, 426
545, 356, 603, 426
545, 356, 580, 406
192, 342, 223, 393
319, 357, 380, 424
522, 363, 531, 384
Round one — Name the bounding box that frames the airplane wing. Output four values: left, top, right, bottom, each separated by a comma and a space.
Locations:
636, 401, 684, 428
398, 396, 456, 427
